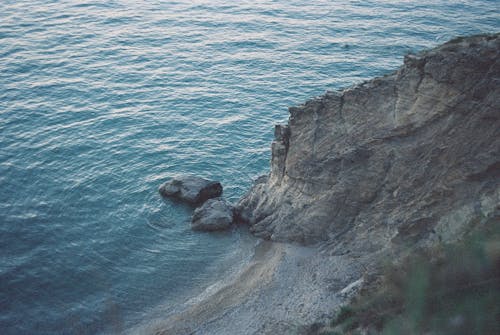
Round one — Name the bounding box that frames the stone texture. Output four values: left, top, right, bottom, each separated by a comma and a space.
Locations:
236, 34, 500, 251
191, 198, 234, 231
159, 176, 222, 205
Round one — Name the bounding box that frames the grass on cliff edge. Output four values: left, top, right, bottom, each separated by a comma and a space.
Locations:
322, 223, 500, 335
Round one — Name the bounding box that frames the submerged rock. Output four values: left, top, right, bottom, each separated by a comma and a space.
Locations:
191, 198, 234, 231
159, 176, 222, 205
236, 33, 500, 250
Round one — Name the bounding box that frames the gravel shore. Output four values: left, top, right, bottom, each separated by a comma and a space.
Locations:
132, 240, 369, 335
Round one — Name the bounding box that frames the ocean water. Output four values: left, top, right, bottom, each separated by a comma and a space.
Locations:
0, 0, 498, 333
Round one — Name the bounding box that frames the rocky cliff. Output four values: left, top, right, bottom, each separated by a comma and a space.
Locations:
148, 34, 499, 335
236, 34, 500, 252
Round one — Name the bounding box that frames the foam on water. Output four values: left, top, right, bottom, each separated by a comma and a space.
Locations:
0, 0, 498, 333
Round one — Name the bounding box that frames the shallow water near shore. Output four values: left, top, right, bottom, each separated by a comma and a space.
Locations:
1, 1, 499, 333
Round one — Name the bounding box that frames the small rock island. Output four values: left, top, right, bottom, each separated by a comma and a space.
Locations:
159, 175, 222, 205
159, 175, 236, 231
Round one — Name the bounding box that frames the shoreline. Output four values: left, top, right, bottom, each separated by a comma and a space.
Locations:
132, 238, 370, 335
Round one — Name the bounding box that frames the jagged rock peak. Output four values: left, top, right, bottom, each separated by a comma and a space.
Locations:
236, 33, 500, 251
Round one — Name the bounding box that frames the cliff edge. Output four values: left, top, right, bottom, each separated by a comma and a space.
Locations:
237, 34, 500, 252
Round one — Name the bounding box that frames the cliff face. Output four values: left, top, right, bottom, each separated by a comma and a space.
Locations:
236, 34, 500, 251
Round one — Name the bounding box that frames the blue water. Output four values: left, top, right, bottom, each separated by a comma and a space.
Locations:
0, 0, 498, 333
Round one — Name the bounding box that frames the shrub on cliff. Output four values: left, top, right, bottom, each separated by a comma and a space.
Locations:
324, 221, 500, 335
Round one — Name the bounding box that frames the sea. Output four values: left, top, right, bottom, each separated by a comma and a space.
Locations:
0, 0, 498, 333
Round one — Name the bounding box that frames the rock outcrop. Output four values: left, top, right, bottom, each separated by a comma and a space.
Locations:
191, 198, 234, 231
236, 34, 500, 252
159, 176, 222, 205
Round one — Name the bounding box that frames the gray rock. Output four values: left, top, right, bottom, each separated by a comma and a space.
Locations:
191, 198, 234, 231
159, 176, 222, 205
236, 33, 500, 251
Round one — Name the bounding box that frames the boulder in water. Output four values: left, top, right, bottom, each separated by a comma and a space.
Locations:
159, 176, 222, 205
191, 198, 234, 231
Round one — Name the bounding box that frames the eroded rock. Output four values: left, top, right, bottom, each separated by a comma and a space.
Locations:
191, 198, 234, 231
159, 176, 222, 205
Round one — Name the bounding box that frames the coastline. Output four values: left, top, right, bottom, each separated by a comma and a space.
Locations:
132, 33, 499, 335
131, 238, 371, 335
2, 0, 499, 332
126, 34, 500, 335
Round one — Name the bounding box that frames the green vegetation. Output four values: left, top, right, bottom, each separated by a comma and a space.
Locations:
324, 223, 500, 335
